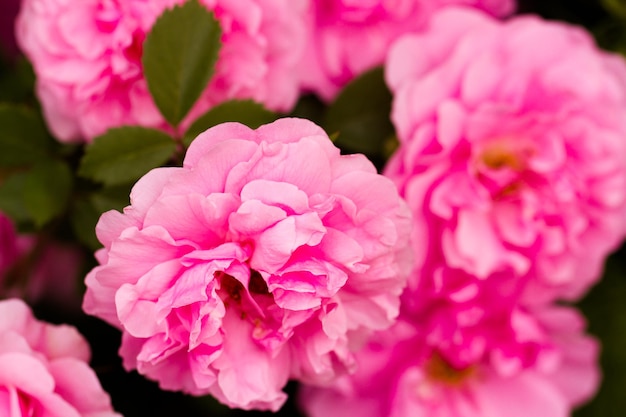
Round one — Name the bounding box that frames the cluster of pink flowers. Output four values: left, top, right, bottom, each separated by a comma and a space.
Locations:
0, 298, 120, 417
14, 0, 522, 143
298, 0, 516, 101
83, 118, 412, 410
6, 0, 626, 415
300, 7, 626, 417
16, 0, 307, 142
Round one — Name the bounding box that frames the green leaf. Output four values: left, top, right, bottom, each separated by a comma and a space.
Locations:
594, 19, 626, 56
577, 250, 626, 417
143, 0, 222, 127
0, 105, 53, 168
288, 94, 326, 125
78, 127, 176, 186
0, 58, 36, 103
322, 66, 394, 157
23, 160, 73, 227
70, 197, 103, 250
183, 100, 277, 146
71, 185, 131, 250
0, 160, 73, 227
0, 172, 30, 224
90, 184, 131, 213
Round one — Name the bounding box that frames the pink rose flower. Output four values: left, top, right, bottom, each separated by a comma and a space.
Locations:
16, 0, 306, 142
300, 305, 600, 417
83, 118, 413, 410
400, 265, 538, 370
385, 8, 626, 304
299, 0, 515, 101
0, 298, 121, 417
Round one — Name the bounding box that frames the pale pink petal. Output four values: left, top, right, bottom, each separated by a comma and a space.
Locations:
83, 119, 412, 410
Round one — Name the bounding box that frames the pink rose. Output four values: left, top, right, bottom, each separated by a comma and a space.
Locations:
83, 118, 413, 410
0, 298, 121, 417
385, 8, 626, 304
16, 0, 306, 142
399, 265, 538, 370
299, 0, 515, 101
300, 305, 600, 417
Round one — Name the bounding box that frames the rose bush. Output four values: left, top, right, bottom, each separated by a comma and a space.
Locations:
83, 118, 413, 411
16, 0, 306, 142
0, 0, 622, 415
0, 298, 120, 417
384, 8, 626, 304
299, 0, 515, 101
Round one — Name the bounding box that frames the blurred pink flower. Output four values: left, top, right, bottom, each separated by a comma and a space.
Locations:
26, 242, 85, 311
400, 265, 537, 370
83, 118, 413, 410
0, 213, 84, 310
385, 8, 626, 304
0, 298, 120, 417
16, 0, 306, 142
0, 213, 33, 280
299, 0, 515, 101
300, 305, 600, 417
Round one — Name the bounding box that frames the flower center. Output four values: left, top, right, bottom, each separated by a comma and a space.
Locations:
249, 270, 270, 295
216, 270, 270, 306
216, 269, 274, 321
218, 272, 244, 304
425, 354, 474, 386
215, 270, 283, 348
480, 145, 523, 170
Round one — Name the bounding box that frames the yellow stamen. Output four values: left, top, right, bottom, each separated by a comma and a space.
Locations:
481, 146, 522, 170
425, 354, 474, 386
